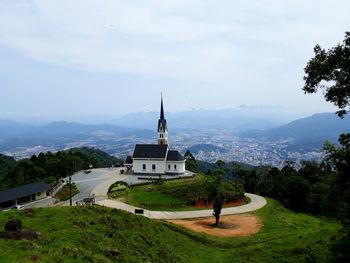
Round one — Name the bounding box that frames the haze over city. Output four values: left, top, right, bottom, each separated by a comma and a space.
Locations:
1, 0, 350, 122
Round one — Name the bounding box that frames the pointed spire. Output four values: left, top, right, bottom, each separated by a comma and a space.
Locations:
160, 93, 165, 120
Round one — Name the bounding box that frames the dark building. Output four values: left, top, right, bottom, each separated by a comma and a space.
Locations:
0, 182, 49, 209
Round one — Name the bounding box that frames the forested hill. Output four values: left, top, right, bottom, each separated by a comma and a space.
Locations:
0, 147, 121, 190
66, 147, 123, 167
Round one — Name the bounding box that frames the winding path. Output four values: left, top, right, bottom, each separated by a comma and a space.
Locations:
96, 193, 267, 219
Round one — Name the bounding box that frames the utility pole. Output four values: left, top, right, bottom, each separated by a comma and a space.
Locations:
69, 174, 72, 206
69, 159, 75, 206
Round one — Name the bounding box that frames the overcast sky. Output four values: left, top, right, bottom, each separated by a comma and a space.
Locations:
1, 0, 349, 121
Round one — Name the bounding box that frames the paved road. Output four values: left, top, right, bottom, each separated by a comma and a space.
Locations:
96, 193, 267, 219
24, 168, 128, 208
62, 168, 128, 204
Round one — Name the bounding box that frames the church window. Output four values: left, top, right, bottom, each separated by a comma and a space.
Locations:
168, 164, 170, 170
152, 164, 156, 170
174, 164, 177, 170
142, 164, 146, 170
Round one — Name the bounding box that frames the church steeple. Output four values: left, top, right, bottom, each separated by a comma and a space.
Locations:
157, 94, 168, 145
160, 94, 165, 120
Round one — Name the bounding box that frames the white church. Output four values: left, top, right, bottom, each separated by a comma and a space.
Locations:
124, 97, 186, 175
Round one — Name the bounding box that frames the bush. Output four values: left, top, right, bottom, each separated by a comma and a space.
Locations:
108, 181, 128, 193
54, 183, 79, 201
4, 219, 22, 232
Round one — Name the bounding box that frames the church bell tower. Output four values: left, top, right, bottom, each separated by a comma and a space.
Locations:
157, 95, 168, 145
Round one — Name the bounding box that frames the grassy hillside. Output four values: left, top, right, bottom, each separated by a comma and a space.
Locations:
0, 198, 342, 262
109, 174, 245, 211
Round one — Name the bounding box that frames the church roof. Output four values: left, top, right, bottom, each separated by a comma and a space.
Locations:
133, 144, 168, 159
124, 155, 133, 164
166, 150, 185, 161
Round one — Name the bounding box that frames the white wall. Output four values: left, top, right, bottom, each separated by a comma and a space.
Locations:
166, 161, 185, 174
133, 159, 166, 174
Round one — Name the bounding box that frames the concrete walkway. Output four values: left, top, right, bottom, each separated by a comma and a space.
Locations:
96, 193, 267, 219
91, 173, 129, 201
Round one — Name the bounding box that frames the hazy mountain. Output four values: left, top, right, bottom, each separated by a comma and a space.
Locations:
240, 113, 350, 151
0, 121, 153, 152
0, 119, 36, 137
112, 106, 300, 131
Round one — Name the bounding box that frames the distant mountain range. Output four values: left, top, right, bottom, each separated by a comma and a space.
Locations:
112, 105, 300, 131
0, 120, 153, 152
1, 112, 349, 159
240, 113, 350, 151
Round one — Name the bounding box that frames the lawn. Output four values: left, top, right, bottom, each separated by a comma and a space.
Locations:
109, 174, 247, 211
0, 198, 342, 262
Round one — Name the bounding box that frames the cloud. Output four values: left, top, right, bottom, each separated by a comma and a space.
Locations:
1, 0, 349, 82
0, 0, 349, 117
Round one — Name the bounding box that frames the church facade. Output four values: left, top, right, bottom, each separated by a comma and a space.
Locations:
124, 97, 186, 175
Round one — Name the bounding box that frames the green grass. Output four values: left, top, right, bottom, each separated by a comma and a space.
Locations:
112, 175, 246, 211
110, 185, 127, 192
0, 198, 342, 262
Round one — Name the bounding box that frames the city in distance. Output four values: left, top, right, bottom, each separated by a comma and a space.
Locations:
1, 110, 349, 168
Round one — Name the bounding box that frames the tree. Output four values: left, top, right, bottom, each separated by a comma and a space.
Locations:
303, 32, 350, 117
207, 172, 225, 227
323, 135, 350, 219
184, 150, 198, 172
215, 160, 225, 167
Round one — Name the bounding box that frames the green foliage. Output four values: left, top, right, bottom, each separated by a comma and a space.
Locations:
0, 147, 120, 190
0, 199, 342, 262
54, 183, 79, 201
184, 150, 198, 172
303, 32, 350, 117
108, 181, 128, 193
236, 133, 350, 222
0, 154, 17, 190
67, 147, 122, 168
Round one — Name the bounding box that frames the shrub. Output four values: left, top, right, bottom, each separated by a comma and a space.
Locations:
4, 219, 22, 232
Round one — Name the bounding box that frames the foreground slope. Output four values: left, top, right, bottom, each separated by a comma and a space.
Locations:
0, 199, 342, 263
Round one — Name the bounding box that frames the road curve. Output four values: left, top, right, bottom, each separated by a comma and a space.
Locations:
96, 193, 267, 219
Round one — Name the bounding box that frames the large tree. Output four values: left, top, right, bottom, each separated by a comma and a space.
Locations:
303, 32, 350, 117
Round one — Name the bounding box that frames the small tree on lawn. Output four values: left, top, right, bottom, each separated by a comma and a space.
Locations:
208, 172, 225, 227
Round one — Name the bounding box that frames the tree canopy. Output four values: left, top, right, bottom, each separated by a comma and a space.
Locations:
303, 32, 350, 117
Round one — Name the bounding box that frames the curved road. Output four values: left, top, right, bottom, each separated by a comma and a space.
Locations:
26, 168, 267, 219
96, 193, 267, 219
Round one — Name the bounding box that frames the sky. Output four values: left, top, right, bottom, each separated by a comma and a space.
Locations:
0, 0, 349, 121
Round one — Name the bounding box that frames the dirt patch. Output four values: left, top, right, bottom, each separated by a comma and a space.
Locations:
168, 214, 261, 237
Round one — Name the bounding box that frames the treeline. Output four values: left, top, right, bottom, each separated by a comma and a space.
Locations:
186, 134, 350, 221
0, 147, 119, 190
186, 134, 350, 261
236, 134, 350, 222
68, 147, 122, 167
